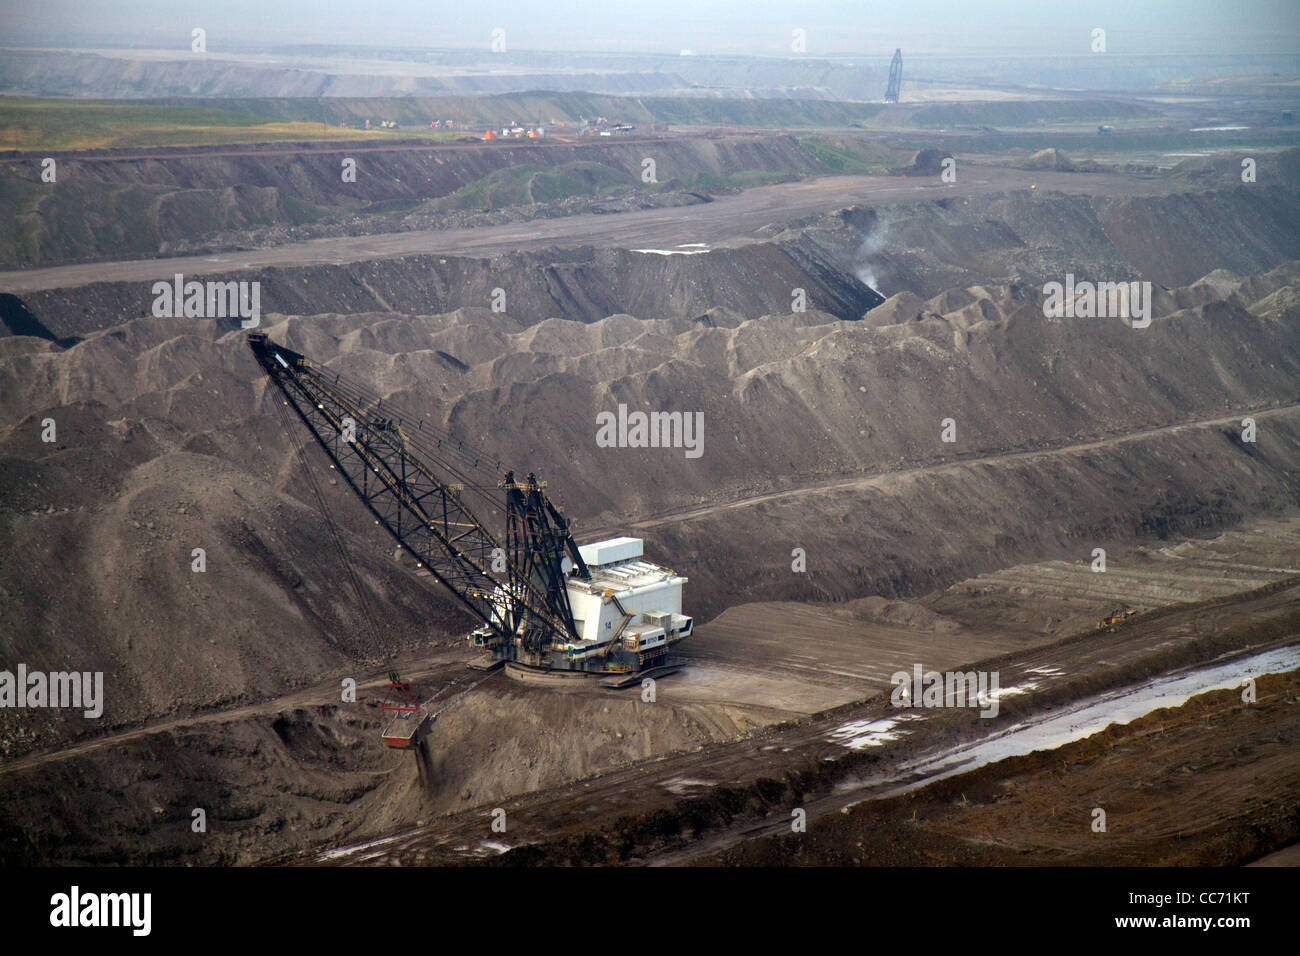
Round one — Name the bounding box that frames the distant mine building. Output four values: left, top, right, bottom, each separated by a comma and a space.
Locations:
885, 48, 903, 103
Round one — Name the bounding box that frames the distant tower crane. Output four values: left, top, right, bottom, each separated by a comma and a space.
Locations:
885, 48, 903, 104
246, 333, 692, 691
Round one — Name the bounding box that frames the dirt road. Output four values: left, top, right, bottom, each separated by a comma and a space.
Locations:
0, 135, 671, 164
0, 167, 1175, 293
585, 400, 1300, 539
0, 650, 479, 778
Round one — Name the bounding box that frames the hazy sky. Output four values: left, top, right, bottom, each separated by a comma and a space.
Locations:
2, 0, 1297, 56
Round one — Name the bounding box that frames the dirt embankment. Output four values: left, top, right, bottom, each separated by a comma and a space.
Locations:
9, 178, 1300, 338
4, 240, 884, 340
0, 656, 770, 865
829, 180, 1300, 296
1, 135, 823, 268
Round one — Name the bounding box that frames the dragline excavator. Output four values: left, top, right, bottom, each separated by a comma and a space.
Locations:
247, 332, 693, 684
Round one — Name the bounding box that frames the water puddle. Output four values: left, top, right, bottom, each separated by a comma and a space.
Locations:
631, 243, 711, 256
877, 645, 1299, 796
828, 715, 922, 750
317, 830, 410, 861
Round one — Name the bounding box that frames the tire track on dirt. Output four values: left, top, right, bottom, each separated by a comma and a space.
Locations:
0, 655, 475, 776
585, 400, 1300, 538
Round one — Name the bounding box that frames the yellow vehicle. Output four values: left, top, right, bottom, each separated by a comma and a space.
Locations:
1098, 608, 1138, 631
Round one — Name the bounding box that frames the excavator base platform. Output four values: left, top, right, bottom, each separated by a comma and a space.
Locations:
500, 659, 683, 688
599, 662, 682, 689
504, 661, 603, 685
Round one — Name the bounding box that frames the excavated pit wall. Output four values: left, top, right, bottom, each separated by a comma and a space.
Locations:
9, 182, 1300, 339
2, 258, 1299, 745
